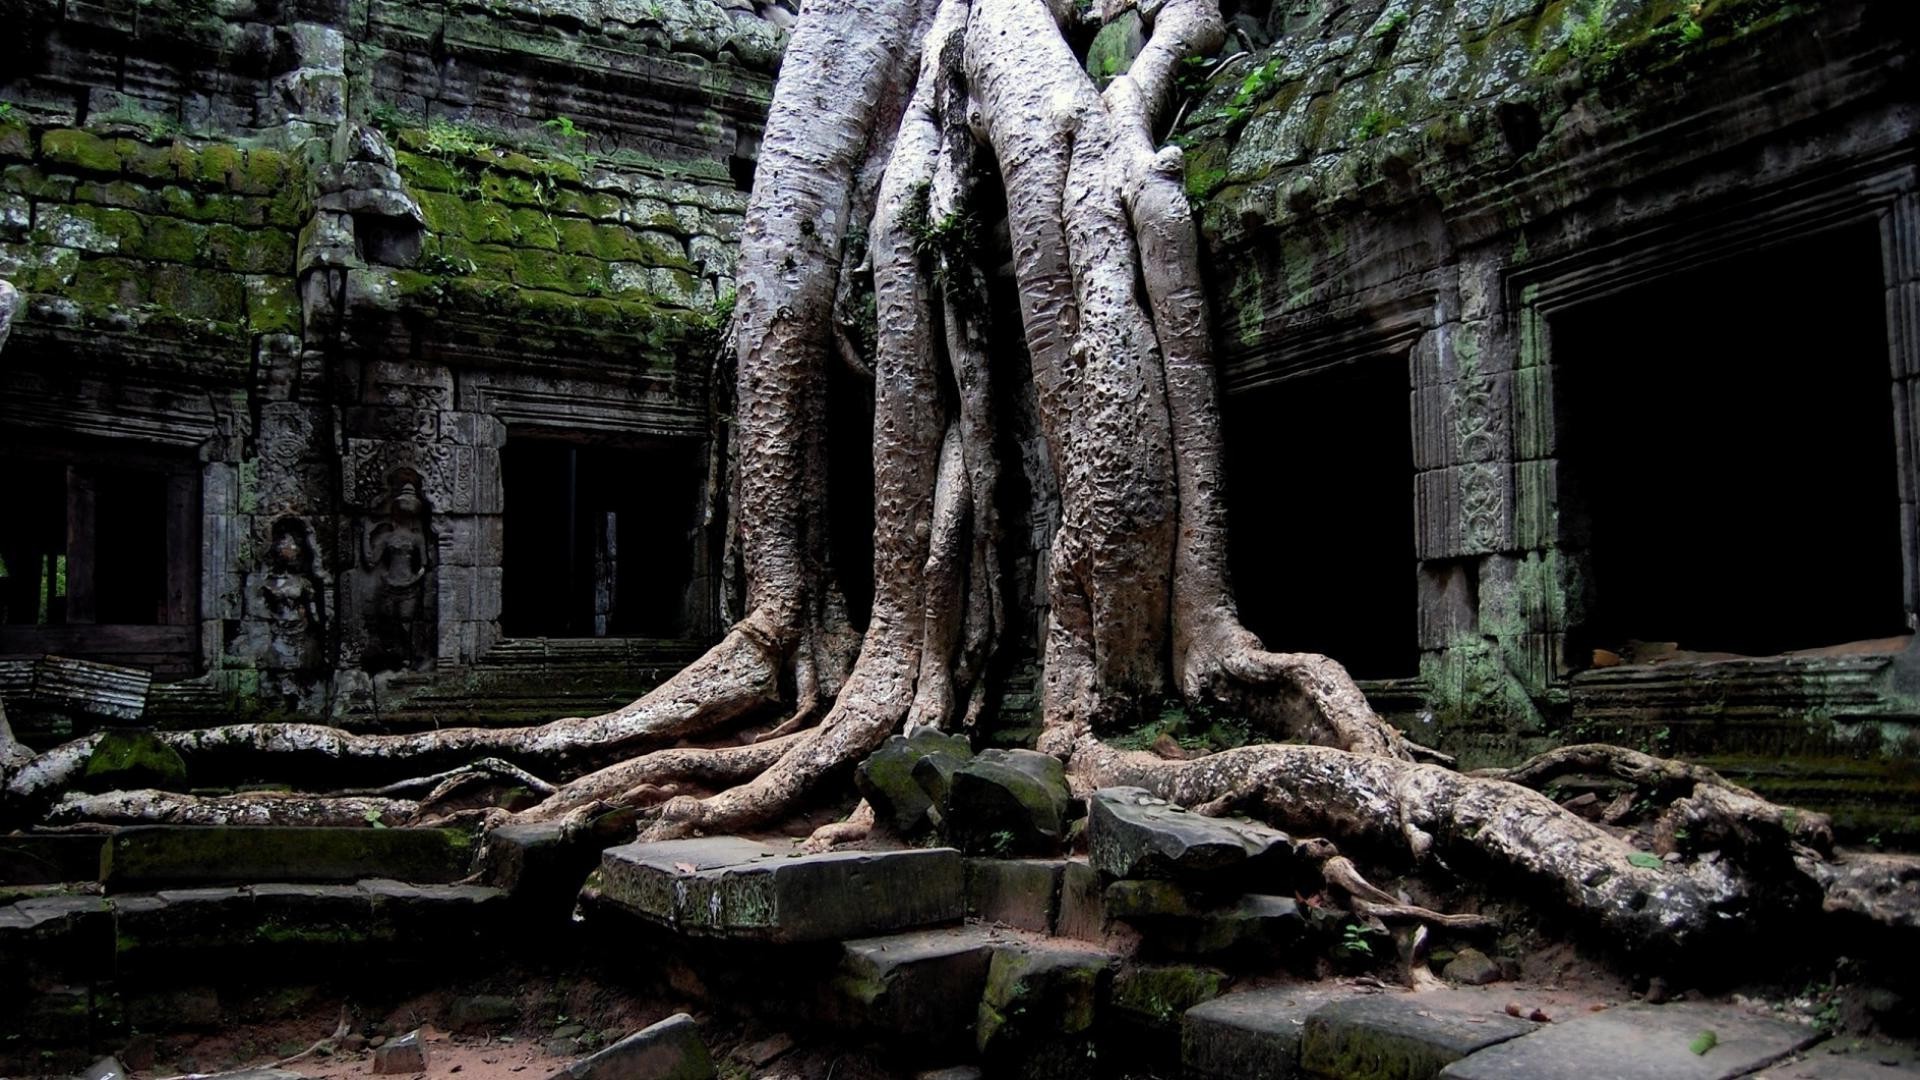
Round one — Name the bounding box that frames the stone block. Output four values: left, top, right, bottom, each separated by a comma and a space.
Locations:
548, 1013, 714, 1080
1437, 1001, 1821, 1080
1054, 859, 1105, 941
835, 926, 998, 1045
362, 879, 507, 948
977, 943, 1115, 1078
0, 832, 108, 884
101, 826, 475, 890
1183, 986, 1343, 1080
1300, 993, 1535, 1080
597, 838, 963, 943
947, 749, 1071, 855
372, 1029, 428, 1073
855, 729, 974, 836
964, 858, 1064, 931
0, 894, 114, 978
1087, 788, 1294, 890
1139, 894, 1308, 961
1109, 963, 1227, 1028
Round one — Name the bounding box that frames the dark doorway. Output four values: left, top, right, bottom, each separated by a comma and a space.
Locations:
1553, 222, 1904, 657
0, 457, 184, 628
500, 437, 704, 638
1224, 357, 1419, 680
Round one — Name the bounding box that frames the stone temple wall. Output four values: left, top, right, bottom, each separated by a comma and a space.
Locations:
0, 0, 785, 732
1178, 0, 1920, 839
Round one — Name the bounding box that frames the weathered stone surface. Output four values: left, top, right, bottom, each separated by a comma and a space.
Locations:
1441, 947, 1501, 986
79, 1055, 126, 1080
964, 858, 1064, 932
1103, 879, 1196, 919
1183, 986, 1342, 1080
1054, 860, 1105, 941
947, 749, 1071, 855
548, 1013, 714, 1080
372, 1029, 427, 1073
977, 943, 1115, 1073
1087, 788, 1293, 889
1437, 1002, 1823, 1080
101, 826, 474, 890
1301, 994, 1537, 1080
835, 926, 1000, 1044
1109, 963, 1227, 1028
856, 729, 974, 836
78, 731, 184, 792
0, 895, 114, 977
597, 838, 963, 943
0, 834, 108, 885
1140, 894, 1308, 961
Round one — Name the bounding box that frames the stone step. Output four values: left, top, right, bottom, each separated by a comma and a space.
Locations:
594, 837, 963, 944
0, 878, 508, 986
833, 925, 1007, 1048
100, 825, 476, 891
1437, 1000, 1822, 1080
0, 832, 109, 886
1185, 987, 1835, 1080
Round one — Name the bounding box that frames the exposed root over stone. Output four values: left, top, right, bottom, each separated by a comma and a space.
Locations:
4, 0, 1911, 973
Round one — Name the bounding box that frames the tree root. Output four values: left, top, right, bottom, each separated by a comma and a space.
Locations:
46, 789, 419, 827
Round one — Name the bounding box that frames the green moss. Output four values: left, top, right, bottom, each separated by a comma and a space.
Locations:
0, 116, 31, 160
1111, 964, 1226, 1026
394, 150, 465, 193
40, 129, 120, 173
235, 148, 290, 195
84, 731, 189, 790
149, 263, 248, 321
206, 224, 294, 273
116, 139, 182, 182
5, 164, 73, 200
245, 275, 301, 332
62, 257, 150, 306
141, 216, 206, 263
508, 206, 560, 249
194, 143, 243, 188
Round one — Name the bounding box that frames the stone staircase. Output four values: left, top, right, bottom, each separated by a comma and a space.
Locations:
0, 824, 507, 1072
4, 775, 1911, 1079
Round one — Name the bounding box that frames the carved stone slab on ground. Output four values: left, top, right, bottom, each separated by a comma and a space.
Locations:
595, 837, 963, 943
547, 1012, 714, 1080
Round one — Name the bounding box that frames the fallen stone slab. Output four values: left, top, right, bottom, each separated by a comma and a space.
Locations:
1301, 992, 1537, 1080
857, 730, 975, 836
101, 826, 474, 890
1088, 788, 1294, 890
1182, 985, 1358, 1080
946, 749, 1071, 856
1750, 1055, 1920, 1079
597, 837, 963, 943
1437, 1001, 1824, 1080
548, 1013, 714, 1080
835, 925, 1002, 1045
371, 1029, 428, 1074
1054, 860, 1105, 941
1109, 962, 1227, 1028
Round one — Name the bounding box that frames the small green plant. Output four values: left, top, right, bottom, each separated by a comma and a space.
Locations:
0, 102, 15, 121
1213, 57, 1282, 124
1371, 9, 1408, 39
1338, 922, 1374, 957
419, 119, 496, 160
1565, 0, 1614, 59
543, 115, 588, 141
1352, 108, 1392, 140
987, 829, 1017, 856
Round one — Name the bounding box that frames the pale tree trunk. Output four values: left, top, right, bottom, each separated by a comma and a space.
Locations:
3, 0, 1909, 958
